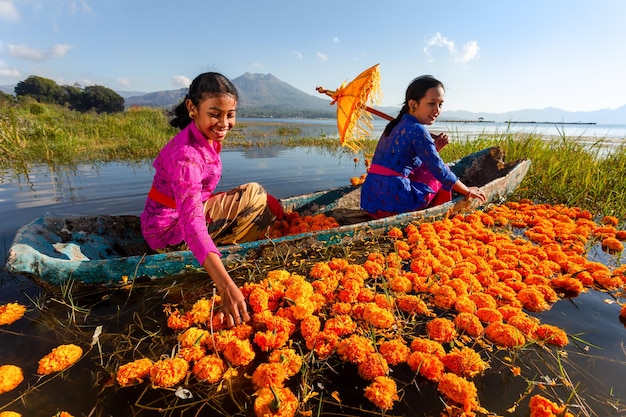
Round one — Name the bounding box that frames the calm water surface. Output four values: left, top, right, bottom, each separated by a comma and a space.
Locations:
1, 145, 625, 416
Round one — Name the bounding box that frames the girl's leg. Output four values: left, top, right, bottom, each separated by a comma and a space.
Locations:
204, 182, 275, 244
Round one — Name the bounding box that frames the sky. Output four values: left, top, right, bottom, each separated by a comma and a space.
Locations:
1, 0, 626, 114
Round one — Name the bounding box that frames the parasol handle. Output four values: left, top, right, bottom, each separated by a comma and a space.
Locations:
365, 106, 393, 121
316, 86, 394, 121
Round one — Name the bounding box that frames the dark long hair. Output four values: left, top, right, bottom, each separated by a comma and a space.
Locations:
382, 75, 444, 137
169, 72, 239, 129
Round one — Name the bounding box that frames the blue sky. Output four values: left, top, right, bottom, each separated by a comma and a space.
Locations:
1, 0, 625, 113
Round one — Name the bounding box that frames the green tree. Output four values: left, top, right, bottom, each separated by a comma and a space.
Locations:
60, 84, 84, 109
14, 75, 63, 103
78, 85, 124, 113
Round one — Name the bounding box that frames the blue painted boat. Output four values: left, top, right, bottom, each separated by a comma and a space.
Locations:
5, 147, 530, 285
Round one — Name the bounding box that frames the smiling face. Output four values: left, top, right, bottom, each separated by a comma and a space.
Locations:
186, 94, 237, 143
408, 85, 445, 125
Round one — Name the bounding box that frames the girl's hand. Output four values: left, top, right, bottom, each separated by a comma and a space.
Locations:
466, 186, 486, 202
432, 133, 449, 151
218, 281, 250, 327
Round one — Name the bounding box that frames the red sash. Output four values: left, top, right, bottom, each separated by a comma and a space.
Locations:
148, 186, 176, 209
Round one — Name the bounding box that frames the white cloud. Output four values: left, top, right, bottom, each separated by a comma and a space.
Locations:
317, 52, 328, 61
0, 0, 19, 22
253, 62, 264, 68
172, 75, 191, 88
117, 77, 130, 87
68, 0, 93, 15
333, 36, 340, 43
292, 51, 303, 59
0, 67, 21, 77
8, 44, 72, 60
424, 32, 479, 64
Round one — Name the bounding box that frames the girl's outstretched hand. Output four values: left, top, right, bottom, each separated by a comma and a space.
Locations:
467, 186, 487, 202
218, 280, 251, 327
432, 132, 449, 151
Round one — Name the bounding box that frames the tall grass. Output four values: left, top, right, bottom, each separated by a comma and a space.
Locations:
2, 101, 626, 218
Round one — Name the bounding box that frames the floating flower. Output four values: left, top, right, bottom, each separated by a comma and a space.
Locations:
0, 411, 22, 417
252, 362, 288, 390
253, 386, 298, 417
336, 334, 375, 364
601, 237, 623, 253
379, 338, 411, 365
223, 339, 256, 366
410, 337, 445, 359
442, 347, 488, 378
529, 394, 575, 417
437, 372, 480, 414
426, 317, 457, 343
535, 324, 569, 347
116, 358, 152, 386
453, 312, 484, 338
268, 348, 302, 377
357, 353, 389, 381
485, 322, 525, 348
192, 354, 225, 383
149, 357, 189, 388
363, 376, 399, 411
0, 364, 23, 394
0, 303, 26, 326
407, 351, 444, 382
37, 344, 83, 375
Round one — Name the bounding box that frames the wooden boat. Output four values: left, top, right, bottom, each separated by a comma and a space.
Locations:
5, 147, 530, 285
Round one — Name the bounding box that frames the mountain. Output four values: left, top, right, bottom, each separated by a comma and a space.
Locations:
124, 73, 338, 118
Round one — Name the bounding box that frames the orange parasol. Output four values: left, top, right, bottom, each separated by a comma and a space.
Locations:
316, 64, 393, 151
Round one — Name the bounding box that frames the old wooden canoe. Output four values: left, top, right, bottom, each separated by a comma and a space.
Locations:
5, 147, 530, 285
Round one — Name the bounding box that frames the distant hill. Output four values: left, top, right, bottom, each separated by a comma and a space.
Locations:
124, 73, 338, 118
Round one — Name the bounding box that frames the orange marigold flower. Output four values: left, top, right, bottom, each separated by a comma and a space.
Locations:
192, 354, 225, 383
116, 358, 152, 387
535, 324, 569, 347
407, 351, 444, 382
336, 334, 376, 364
616, 230, 626, 241
517, 287, 551, 312
550, 276, 584, 296
223, 339, 256, 366
453, 312, 484, 338
507, 314, 539, 338
0, 364, 23, 394
475, 307, 503, 323
362, 303, 395, 328
432, 285, 457, 309
252, 362, 288, 390
410, 337, 445, 359
0, 303, 26, 326
437, 372, 480, 414
620, 304, 626, 321
379, 338, 411, 365
189, 298, 213, 324
37, 344, 83, 375
324, 315, 356, 337
426, 317, 457, 343
363, 376, 399, 411
178, 345, 206, 362
485, 322, 525, 348
268, 348, 302, 377
253, 386, 298, 417
529, 394, 575, 417
166, 309, 192, 331
396, 294, 433, 316
602, 237, 624, 253
0, 411, 22, 417
357, 352, 389, 381
177, 327, 209, 348
300, 315, 321, 339
469, 293, 497, 310
442, 347, 488, 378
305, 330, 338, 359
388, 274, 413, 293
149, 357, 189, 388
387, 227, 403, 238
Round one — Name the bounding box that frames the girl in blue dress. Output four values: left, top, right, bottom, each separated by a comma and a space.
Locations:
360, 75, 486, 218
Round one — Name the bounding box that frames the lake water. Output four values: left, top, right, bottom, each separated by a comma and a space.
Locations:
1, 131, 625, 416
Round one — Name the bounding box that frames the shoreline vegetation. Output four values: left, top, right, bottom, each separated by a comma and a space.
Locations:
440, 119, 597, 125
2, 101, 625, 220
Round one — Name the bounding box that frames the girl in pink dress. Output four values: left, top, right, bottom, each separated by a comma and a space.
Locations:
141, 72, 281, 327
